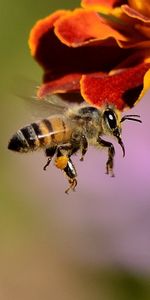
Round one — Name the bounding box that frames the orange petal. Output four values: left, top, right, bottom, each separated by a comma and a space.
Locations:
81, 0, 120, 13
80, 63, 150, 111
117, 5, 150, 41
54, 8, 127, 47
137, 68, 150, 103
29, 18, 132, 83
122, 4, 150, 23
128, 0, 150, 18
29, 10, 69, 56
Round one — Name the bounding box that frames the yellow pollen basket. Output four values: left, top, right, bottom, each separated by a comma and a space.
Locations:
55, 156, 69, 170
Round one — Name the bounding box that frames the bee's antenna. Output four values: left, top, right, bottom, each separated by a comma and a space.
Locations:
121, 114, 142, 123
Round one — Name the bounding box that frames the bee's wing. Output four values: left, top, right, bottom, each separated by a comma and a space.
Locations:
21, 94, 69, 119
12, 80, 70, 120
12, 76, 80, 120
42, 94, 69, 111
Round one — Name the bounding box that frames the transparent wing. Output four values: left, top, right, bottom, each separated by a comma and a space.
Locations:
11, 76, 84, 122
21, 94, 69, 119
11, 76, 70, 120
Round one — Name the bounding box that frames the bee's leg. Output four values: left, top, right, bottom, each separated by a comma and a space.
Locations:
55, 144, 77, 193
64, 159, 77, 194
80, 135, 88, 161
97, 137, 115, 177
43, 146, 57, 171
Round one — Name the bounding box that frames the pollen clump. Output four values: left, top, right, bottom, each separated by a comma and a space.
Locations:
55, 156, 69, 169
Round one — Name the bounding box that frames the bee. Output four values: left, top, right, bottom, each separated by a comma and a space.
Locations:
8, 98, 141, 193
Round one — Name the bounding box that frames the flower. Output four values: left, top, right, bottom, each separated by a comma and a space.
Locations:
29, 0, 150, 110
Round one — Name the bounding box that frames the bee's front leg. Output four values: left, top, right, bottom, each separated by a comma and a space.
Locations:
97, 136, 115, 177
80, 135, 88, 161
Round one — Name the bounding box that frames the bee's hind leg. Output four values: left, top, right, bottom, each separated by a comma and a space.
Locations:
55, 144, 78, 193
43, 146, 57, 171
64, 159, 77, 194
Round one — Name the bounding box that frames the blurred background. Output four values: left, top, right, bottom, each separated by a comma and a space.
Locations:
0, 0, 150, 299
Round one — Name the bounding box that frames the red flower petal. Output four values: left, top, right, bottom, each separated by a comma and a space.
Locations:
80, 63, 150, 110
37, 73, 81, 98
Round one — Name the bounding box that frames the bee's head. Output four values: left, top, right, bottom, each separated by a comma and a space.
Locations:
102, 106, 141, 157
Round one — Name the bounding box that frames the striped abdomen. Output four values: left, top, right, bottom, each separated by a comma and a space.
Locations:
8, 116, 72, 153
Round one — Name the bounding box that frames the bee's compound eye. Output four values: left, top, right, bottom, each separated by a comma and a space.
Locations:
104, 110, 117, 129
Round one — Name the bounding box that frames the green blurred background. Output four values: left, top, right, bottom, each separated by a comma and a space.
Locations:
0, 0, 150, 299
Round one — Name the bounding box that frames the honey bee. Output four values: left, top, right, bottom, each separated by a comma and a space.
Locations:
8, 98, 141, 193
